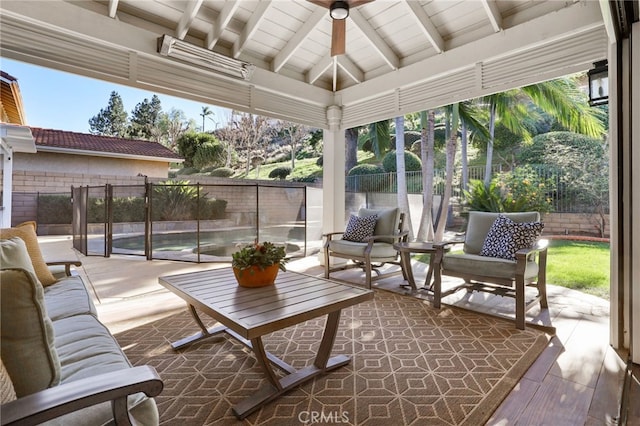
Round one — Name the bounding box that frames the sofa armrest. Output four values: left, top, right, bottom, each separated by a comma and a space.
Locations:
45, 260, 82, 277
1, 366, 163, 426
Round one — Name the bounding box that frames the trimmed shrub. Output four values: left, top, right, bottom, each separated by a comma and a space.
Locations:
209, 167, 235, 177
347, 164, 385, 192
176, 167, 199, 175
269, 166, 292, 180
382, 150, 422, 172
37, 195, 73, 224
196, 198, 228, 219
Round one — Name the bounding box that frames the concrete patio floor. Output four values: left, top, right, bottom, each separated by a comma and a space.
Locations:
39, 235, 627, 425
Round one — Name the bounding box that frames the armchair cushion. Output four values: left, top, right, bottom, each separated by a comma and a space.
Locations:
342, 214, 378, 242
328, 239, 398, 260
0, 221, 57, 286
0, 238, 61, 397
358, 207, 400, 243
443, 253, 540, 280
480, 215, 544, 261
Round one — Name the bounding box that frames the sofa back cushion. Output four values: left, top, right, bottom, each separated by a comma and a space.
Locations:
0, 358, 17, 403
464, 211, 541, 255
358, 207, 400, 244
0, 237, 61, 397
0, 221, 57, 286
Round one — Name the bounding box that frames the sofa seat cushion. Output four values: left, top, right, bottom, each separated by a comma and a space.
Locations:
329, 239, 397, 261
53, 315, 132, 382
47, 315, 158, 426
44, 276, 97, 321
443, 253, 539, 280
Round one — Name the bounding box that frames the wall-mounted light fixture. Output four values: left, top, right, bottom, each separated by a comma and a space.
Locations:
157, 35, 255, 81
330, 1, 350, 20
587, 60, 608, 106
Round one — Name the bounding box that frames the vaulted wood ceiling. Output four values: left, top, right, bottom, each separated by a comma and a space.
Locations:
0, 1, 608, 129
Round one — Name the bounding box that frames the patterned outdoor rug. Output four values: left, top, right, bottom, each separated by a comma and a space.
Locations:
115, 290, 551, 426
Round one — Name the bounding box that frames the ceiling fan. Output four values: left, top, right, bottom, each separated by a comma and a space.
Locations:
309, 0, 374, 56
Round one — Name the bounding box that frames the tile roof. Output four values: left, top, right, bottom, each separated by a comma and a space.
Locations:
30, 127, 183, 161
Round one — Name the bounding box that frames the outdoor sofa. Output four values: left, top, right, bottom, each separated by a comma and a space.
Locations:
1, 222, 162, 425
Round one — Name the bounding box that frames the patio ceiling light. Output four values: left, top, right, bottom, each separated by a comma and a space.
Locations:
587, 60, 608, 106
157, 35, 255, 81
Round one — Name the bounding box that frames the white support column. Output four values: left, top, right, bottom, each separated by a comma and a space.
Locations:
1, 142, 14, 227
630, 21, 640, 364
321, 105, 346, 235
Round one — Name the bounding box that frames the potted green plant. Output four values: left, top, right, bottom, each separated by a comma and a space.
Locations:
231, 241, 288, 287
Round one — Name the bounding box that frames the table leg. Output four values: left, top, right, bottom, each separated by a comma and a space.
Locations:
170, 304, 226, 350
399, 251, 418, 291
232, 310, 351, 420
422, 254, 436, 291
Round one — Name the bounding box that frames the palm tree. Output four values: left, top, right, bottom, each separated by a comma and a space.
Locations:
368, 120, 391, 159
200, 106, 214, 132
480, 90, 532, 186
481, 78, 605, 185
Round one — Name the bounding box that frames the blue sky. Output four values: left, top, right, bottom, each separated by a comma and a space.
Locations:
1, 58, 230, 133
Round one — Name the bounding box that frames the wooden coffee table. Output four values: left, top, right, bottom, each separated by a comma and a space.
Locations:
158, 267, 374, 419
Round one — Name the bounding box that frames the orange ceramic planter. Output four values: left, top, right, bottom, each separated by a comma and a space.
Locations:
233, 264, 280, 288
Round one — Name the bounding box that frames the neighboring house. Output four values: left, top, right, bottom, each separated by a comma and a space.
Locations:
1, 70, 184, 226
18, 127, 183, 178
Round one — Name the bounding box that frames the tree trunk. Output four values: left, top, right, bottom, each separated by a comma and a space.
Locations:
461, 121, 469, 192
417, 110, 435, 241
435, 105, 459, 242
484, 102, 496, 186
345, 128, 358, 173
395, 116, 413, 240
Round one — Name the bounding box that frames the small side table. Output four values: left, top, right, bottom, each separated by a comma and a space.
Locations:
393, 242, 437, 292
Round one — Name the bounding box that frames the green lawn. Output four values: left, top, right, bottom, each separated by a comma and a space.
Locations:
415, 239, 610, 300
546, 239, 610, 299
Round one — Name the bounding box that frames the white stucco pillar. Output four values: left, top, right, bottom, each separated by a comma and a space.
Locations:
629, 21, 640, 364
322, 105, 346, 234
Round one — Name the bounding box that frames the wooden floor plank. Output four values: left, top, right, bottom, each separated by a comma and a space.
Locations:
587, 345, 627, 425
486, 377, 539, 425
549, 314, 609, 388
523, 335, 563, 382
518, 374, 594, 426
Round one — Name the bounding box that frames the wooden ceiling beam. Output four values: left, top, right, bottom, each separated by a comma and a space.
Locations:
405, 1, 445, 54
175, 0, 204, 40
481, 0, 503, 33
272, 7, 326, 72
206, 0, 240, 50
233, 0, 271, 59
349, 8, 399, 70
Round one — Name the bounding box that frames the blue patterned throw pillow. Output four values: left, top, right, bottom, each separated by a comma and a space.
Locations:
480, 215, 544, 261
342, 214, 378, 242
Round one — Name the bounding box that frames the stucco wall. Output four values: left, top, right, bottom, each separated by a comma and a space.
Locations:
12, 151, 170, 178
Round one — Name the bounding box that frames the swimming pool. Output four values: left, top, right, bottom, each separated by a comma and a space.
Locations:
112, 229, 303, 258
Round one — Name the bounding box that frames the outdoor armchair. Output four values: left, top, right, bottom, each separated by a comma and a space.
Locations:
323, 207, 408, 289
431, 211, 549, 329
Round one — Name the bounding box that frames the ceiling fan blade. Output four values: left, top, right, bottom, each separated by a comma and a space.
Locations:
307, 0, 332, 8
349, 0, 375, 7
331, 18, 346, 56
